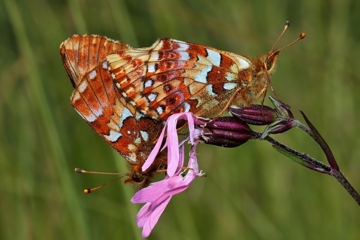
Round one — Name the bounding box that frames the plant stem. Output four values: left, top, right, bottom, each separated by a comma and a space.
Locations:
252, 131, 360, 206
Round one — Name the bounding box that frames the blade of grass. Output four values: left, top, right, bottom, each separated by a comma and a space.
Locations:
4, 0, 90, 238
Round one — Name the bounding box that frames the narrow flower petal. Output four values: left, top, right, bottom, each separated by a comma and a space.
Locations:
167, 112, 196, 176
177, 142, 185, 172
185, 113, 195, 143
142, 126, 166, 172
133, 172, 197, 238
138, 197, 172, 238
166, 115, 181, 176
131, 180, 173, 204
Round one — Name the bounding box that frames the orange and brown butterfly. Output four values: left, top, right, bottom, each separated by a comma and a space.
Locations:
60, 23, 305, 188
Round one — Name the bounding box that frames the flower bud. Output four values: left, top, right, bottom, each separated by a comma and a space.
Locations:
229, 105, 277, 125
261, 119, 296, 138
200, 117, 253, 147
269, 96, 294, 119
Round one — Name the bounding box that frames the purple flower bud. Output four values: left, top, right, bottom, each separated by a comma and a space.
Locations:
261, 119, 297, 138
200, 117, 253, 147
229, 105, 277, 125
269, 96, 294, 119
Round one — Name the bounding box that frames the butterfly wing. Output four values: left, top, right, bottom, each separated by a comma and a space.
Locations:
107, 38, 254, 120
60, 35, 164, 165
60, 35, 128, 86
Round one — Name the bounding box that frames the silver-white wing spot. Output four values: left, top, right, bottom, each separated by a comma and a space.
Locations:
179, 51, 190, 61
89, 70, 97, 80
223, 82, 237, 90
119, 107, 133, 128
234, 55, 250, 69
194, 65, 212, 84
176, 42, 189, 51
149, 52, 159, 61
182, 102, 191, 112
78, 81, 88, 93
104, 130, 122, 142
140, 130, 149, 141
148, 93, 158, 102
145, 79, 154, 88
157, 106, 164, 115
206, 49, 221, 66
206, 84, 217, 97
147, 63, 157, 73
102, 61, 108, 69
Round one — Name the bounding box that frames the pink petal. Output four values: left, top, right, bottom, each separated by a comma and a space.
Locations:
134, 171, 198, 237
185, 113, 195, 143
188, 144, 199, 172
136, 195, 171, 227
133, 112, 205, 238
167, 113, 196, 176
166, 114, 181, 176
177, 143, 185, 172
140, 197, 172, 238
131, 180, 171, 204
142, 126, 166, 172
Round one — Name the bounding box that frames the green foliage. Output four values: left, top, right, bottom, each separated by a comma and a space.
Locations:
1, 0, 359, 239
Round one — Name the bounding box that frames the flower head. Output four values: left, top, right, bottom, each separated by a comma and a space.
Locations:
132, 112, 254, 237
132, 112, 205, 238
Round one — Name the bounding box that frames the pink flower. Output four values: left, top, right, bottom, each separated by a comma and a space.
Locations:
131, 112, 253, 237
131, 113, 205, 238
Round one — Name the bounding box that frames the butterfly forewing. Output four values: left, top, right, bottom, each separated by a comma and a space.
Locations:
60, 35, 129, 86
60, 35, 164, 167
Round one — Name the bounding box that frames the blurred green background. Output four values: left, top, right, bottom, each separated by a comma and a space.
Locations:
1, 0, 360, 239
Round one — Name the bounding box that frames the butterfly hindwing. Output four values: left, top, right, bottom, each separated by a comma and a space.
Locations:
107, 38, 254, 120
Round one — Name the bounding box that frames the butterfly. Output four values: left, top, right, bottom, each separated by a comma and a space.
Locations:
60, 26, 304, 188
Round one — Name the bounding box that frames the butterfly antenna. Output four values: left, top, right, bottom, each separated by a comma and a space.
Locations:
273, 32, 306, 54
269, 21, 306, 58
75, 168, 127, 194
270, 21, 290, 51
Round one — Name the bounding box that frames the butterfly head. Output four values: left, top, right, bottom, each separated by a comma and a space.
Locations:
262, 21, 306, 76
248, 29, 305, 105
263, 22, 306, 76
123, 149, 168, 189
124, 170, 151, 189
262, 49, 280, 75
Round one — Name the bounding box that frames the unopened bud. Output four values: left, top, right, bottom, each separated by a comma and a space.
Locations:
200, 117, 253, 147
269, 96, 294, 119
261, 119, 297, 138
229, 105, 277, 125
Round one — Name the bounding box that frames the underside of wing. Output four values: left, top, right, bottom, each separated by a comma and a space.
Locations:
107, 38, 254, 119
61, 35, 164, 165
70, 60, 164, 164
60, 35, 129, 87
